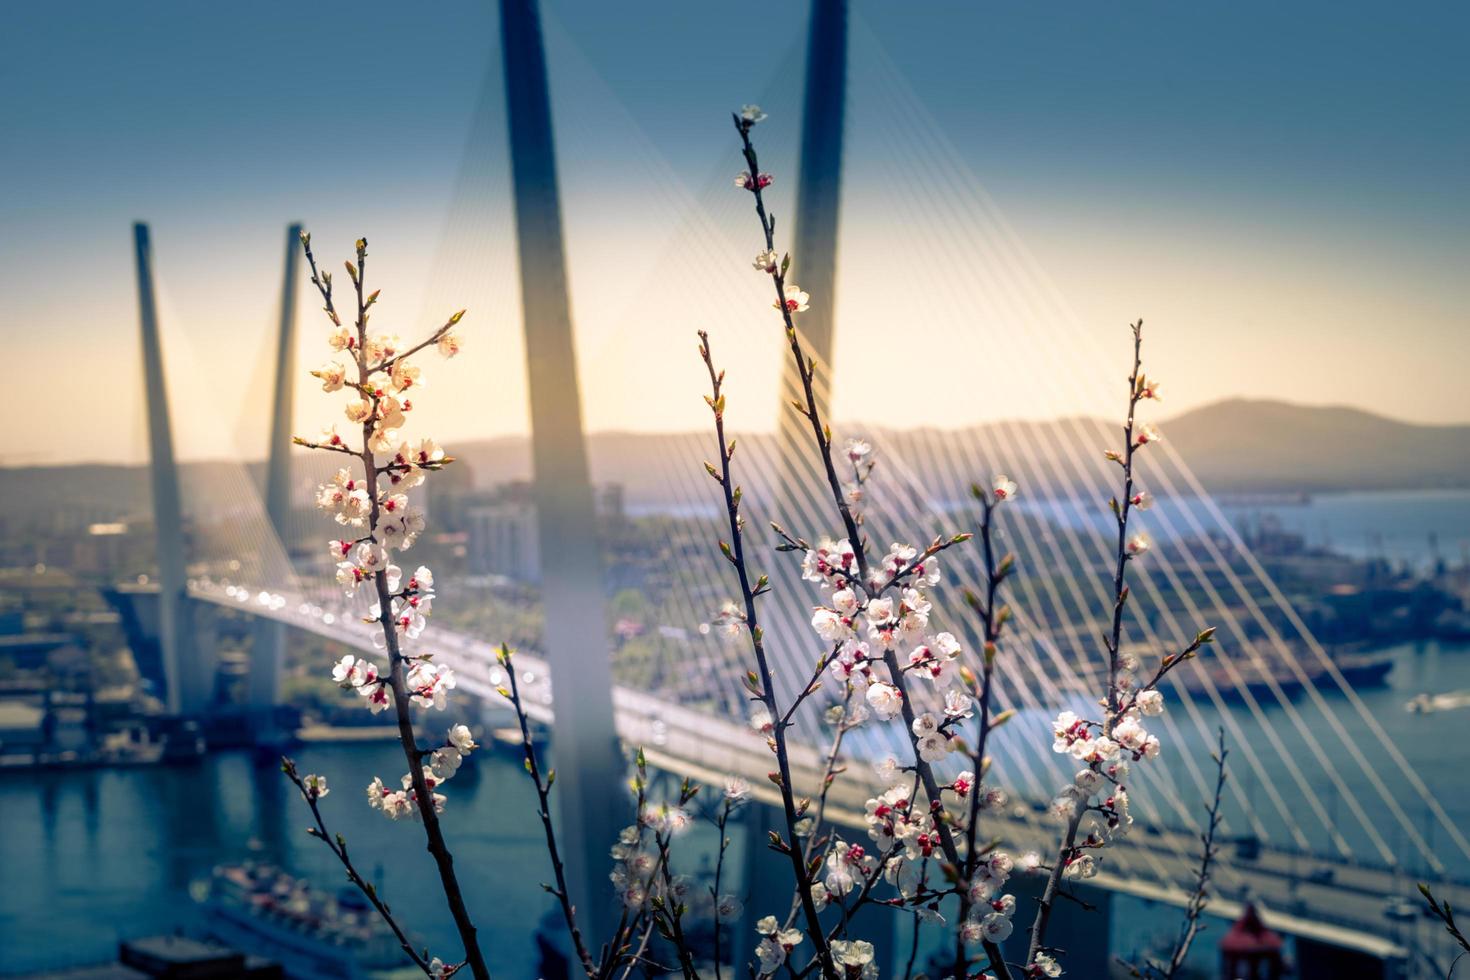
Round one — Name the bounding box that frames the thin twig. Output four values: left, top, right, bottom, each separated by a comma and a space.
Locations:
500, 644, 598, 977
1161, 728, 1228, 979
732, 116, 1011, 980
281, 758, 435, 976
954, 490, 1015, 980
298, 235, 489, 980
698, 330, 839, 980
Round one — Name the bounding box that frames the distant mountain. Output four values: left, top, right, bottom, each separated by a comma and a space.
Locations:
4, 401, 1466, 526
443, 400, 1470, 501
1158, 399, 1470, 493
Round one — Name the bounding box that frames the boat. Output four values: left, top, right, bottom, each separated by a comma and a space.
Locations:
1072, 640, 1398, 703
196, 862, 421, 980
1406, 690, 1470, 714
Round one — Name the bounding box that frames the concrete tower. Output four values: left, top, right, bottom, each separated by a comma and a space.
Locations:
250, 222, 303, 723
777, 0, 848, 485
498, 0, 625, 938
133, 223, 198, 716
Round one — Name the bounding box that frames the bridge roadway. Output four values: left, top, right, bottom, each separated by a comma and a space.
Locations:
191, 578, 1467, 967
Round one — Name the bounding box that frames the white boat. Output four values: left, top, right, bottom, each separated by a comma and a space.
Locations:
196, 863, 421, 980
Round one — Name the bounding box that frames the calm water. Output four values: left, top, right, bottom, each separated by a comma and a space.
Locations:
0, 744, 559, 975
7, 643, 1470, 974
1012, 488, 1470, 572
3, 490, 1469, 973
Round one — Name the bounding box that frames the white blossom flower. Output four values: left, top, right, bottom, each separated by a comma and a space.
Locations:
917, 732, 951, 763
312, 362, 347, 392
811, 607, 851, 643
753, 249, 779, 273
448, 724, 477, 753
755, 926, 802, 976
873, 755, 901, 783
980, 910, 1013, 942
1135, 423, 1161, 446
777, 284, 810, 314
406, 661, 455, 710
643, 803, 692, 837
724, 775, 751, 803
332, 654, 379, 689
389, 359, 420, 393
734, 171, 773, 191
1049, 791, 1079, 823
1141, 734, 1161, 759
1032, 952, 1062, 977
1065, 853, 1098, 879
831, 938, 877, 973
992, 474, 1018, 502
364, 333, 400, 364
429, 747, 462, 780
437, 331, 461, 358
1126, 533, 1151, 556
944, 689, 974, 719
824, 843, 860, 896
344, 398, 373, 424
1113, 715, 1147, 752
1075, 768, 1105, 797
864, 681, 903, 721
1130, 490, 1154, 510
739, 104, 768, 124
303, 774, 329, 799
1137, 689, 1165, 716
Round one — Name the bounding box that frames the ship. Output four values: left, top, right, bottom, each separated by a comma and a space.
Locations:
1169, 647, 1395, 702
1064, 641, 1397, 703
195, 863, 421, 980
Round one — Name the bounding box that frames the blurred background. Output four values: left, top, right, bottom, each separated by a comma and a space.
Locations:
2, 2, 1467, 977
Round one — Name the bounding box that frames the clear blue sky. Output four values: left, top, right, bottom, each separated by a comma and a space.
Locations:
4, 1, 1467, 463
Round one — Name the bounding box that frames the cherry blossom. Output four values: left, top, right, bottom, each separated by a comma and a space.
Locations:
739, 103, 768, 125
753, 248, 779, 273
777, 283, 810, 313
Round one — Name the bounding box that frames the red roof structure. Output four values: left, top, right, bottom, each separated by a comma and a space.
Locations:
1221, 903, 1284, 979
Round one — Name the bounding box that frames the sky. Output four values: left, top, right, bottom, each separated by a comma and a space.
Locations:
4, 1, 1468, 465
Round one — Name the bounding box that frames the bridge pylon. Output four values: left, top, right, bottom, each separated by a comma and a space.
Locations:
133, 223, 209, 717
498, 0, 627, 940
249, 222, 303, 733
775, 0, 848, 500
745, 0, 850, 944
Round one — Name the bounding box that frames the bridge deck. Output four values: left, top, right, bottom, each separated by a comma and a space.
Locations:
191, 580, 1467, 963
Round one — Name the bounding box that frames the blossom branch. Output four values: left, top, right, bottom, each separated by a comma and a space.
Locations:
281, 759, 437, 976
1025, 323, 1202, 974
498, 644, 598, 977
710, 793, 741, 980
734, 109, 1005, 980
1160, 728, 1228, 980
954, 485, 1017, 980
296, 234, 488, 980
698, 329, 840, 979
